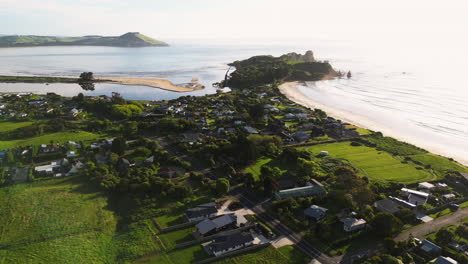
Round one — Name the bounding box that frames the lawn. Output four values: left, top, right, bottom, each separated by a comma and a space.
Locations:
244, 157, 293, 181
133, 244, 209, 264
0, 121, 34, 133
158, 227, 195, 250
0, 176, 162, 263
409, 153, 468, 175
214, 245, 309, 264
298, 142, 437, 184
0, 131, 103, 149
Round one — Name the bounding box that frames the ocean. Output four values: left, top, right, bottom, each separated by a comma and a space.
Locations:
0, 38, 467, 164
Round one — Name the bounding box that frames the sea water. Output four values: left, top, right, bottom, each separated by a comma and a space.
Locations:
0, 37, 467, 163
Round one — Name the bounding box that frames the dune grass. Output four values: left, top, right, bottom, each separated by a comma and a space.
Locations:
0, 176, 162, 263
298, 142, 436, 184
0, 131, 103, 149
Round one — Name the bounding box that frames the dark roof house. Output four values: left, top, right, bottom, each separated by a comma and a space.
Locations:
304, 205, 328, 220
185, 202, 218, 222
205, 232, 255, 256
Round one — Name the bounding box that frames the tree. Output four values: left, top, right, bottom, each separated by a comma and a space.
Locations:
216, 178, 230, 195
436, 228, 455, 244
78, 72, 95, 91
371, 213, 403, 237
4, 151, 14, 164
111, 137, 127, 155
122, 121, 139, 137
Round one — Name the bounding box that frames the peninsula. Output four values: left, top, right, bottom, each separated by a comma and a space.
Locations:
0, 32, 168, 48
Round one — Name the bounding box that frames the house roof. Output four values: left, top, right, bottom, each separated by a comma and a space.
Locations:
304, 205, 328, 219
209, 232, 254, 252
186, 202, 217, 219
374, 198, 401, 214
243, 126, 258, 134
421, 240, 442, 253
408, 194, 428, 206
196, 214, 237, 235
432, 257, 458, 264
340, 218, 366, 229
401, 188, 429, 198
419, 182, 435, 189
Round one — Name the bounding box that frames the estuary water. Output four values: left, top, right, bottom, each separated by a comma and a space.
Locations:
0, 38, 467, 164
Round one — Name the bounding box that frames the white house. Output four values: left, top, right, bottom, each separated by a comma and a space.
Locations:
418, 182, 435, 190
341, 218, 367, 232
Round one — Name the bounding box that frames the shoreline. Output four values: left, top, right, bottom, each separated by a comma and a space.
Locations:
97, 77, 204, 93
278, 81, 468, 167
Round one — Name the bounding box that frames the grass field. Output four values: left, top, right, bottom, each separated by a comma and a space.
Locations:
133, 244, 208, 264
0, 176, 162, 263
214, 246, 309, 264
158, 227, 195, 250
298, 142, 437, 184
409, 153, 468, 174
244, 157, 292, 181
0, 131, 103, 149
0, 121, 34, 133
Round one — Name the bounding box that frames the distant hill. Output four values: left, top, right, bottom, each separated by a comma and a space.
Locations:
0, 32, 169, 48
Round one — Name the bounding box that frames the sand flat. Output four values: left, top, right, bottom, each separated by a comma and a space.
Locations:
98, 77, 203, 92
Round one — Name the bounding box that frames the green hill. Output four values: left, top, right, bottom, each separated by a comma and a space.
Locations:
0, 32, 168, 48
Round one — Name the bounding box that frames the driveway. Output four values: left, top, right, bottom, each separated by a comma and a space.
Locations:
396, 207, 468, 241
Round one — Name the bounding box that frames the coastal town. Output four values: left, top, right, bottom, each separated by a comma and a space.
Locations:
0, 52, 467, 264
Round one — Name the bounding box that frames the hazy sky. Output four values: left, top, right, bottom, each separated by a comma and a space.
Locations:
1, 0, 467, 42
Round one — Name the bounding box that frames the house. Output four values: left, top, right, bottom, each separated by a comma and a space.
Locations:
292, 131, 309, 143
69, 108, 81, 117
442, 193, 456, 200
34, 162, 62, 176
374, 198, 402, 214
0, 103, 6, 109
274, 179, 326, 200
341, 218, 367, 232
185, 202, 218, 222
420, 240, 442, 255
66, 141, 81, 149
436, 183, 448, 188
204, 232, 254, 256
39, 144, 60, 153
419, 182, 435, 190
296, 113, 308, 120
449, 242, 468, 253
432, 256, 458, 264
66, 151, 76, 158
304, 205, 328, 221
243, 126, 259, 134
284, 113, 295, 119
195, 214, 238, 236
401, 188, 429, 205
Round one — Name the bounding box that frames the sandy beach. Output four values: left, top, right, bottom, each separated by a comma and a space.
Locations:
279, 81, 468, 166
98, 77, 204, 92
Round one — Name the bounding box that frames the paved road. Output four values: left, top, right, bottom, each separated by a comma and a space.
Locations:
153, 136, 349, 264
231, 186, 337, 264
395, 207, 468, 241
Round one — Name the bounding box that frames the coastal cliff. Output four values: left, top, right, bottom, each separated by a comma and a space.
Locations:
223, 50, 338, 88
0, 32, 168, 48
